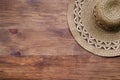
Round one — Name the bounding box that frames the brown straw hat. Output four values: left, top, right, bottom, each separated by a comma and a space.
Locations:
68, 0, 120, 57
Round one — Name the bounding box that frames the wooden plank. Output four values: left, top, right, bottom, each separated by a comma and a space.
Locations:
0, 56, 120, 80
0, 0, 83, 55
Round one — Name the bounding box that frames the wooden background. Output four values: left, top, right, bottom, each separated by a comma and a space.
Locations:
0, 0, 120, 80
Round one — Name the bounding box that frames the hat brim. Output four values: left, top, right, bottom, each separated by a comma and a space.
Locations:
68, 0, 120, 57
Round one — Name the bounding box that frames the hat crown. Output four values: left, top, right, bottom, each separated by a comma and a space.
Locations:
94, 0, 120, 32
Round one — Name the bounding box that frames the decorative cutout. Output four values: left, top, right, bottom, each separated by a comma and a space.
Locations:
73, 0, 120, 50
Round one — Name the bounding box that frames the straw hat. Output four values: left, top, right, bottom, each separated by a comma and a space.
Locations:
68, 0, 120, 57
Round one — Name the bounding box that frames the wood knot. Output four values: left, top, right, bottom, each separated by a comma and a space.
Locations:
11, 51, 22, 57
9, 29, 18, 34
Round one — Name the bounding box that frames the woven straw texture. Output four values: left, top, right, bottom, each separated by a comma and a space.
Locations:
68, 0, 120, 57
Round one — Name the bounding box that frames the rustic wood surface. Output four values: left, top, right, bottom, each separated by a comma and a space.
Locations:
0, 0, 120, 80
0, 0, 76, 55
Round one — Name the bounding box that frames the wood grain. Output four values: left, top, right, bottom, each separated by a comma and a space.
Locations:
0, 0, 120, 80
0, 0, 79, 55
0, 56, 120, 80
